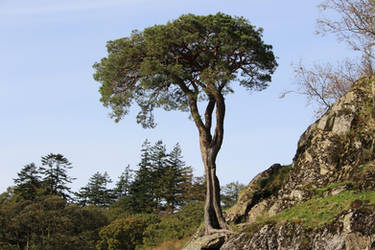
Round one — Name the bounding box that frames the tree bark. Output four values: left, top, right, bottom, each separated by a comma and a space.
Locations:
192, 94, 228, 234
200, 144, 228, 233
187, 88, 230, 234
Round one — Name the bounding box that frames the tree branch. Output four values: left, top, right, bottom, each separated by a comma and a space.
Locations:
188, 95, 206, 136
212, 93, 225, 153
204, 96, 215, 132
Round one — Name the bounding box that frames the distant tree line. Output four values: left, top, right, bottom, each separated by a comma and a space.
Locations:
0, 139, 243, 249
13, 153, 75, 201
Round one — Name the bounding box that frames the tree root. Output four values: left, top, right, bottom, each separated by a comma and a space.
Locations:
205, 228, 235, 236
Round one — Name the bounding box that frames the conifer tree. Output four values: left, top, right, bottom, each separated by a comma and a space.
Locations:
149, 140, 168, 210
13, 163, 41, 200
77, 171, 115, 207
39, 153, 75, 200
127, 140, 156, 213
163, 143, 190, 213
114, 165, 133, 199
221, 181, 245, 209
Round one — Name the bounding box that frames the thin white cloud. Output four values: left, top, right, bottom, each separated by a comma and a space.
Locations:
0, 0, 132, 15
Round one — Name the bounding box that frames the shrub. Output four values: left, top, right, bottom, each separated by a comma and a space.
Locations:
97, 213, 159, 250
142, 202, 204, 247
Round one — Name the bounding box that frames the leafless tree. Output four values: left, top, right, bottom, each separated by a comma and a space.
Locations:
318, 0, 375, 72
317, 0, 375, 51
283, 0, 375, 117
282, 59, 362, 117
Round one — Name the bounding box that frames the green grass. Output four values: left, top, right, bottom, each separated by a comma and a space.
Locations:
313, 181, 353, 197
268, 190, 375, 228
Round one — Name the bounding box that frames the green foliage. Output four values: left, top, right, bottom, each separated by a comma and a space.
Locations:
0, 195, 108, 250
175, 201, 205, 232
0, 187, 15, 205
161, 143, 193, 212
93, 12, 277, 232
13, 163, 41, 201
142, 216, 186, 247
97, 213, 160, 250
142, 202, 204, 248
221, 181, 245, 209
126, 140, 197, 214
39, 153, 75, 200
184, 176, 206, 203
76, 171, 115, 207
104, 203, 133, 222
149, 140, 168, 210
127, 140, 158, 213
114, 165, 134, 199
93, 12, 277, 126
64, 205, 109, 248
2, 142, 211, 248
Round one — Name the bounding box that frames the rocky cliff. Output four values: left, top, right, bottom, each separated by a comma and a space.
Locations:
185, 76, 375, 249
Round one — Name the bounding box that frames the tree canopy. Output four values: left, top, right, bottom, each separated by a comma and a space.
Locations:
93, 12, 277, 127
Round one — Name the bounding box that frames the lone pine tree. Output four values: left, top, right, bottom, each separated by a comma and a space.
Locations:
93, 13, 277, 233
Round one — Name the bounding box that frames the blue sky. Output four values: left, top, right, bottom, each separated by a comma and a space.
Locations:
0, 0, 355, 192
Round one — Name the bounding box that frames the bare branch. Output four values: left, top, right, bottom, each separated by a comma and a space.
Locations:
282, 59, 362, 117
283, 0, 375, 118
317, 0, 375, 67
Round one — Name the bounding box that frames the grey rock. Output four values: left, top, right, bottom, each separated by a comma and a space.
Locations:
222, 209, 375, 249
183, 233, 225, 250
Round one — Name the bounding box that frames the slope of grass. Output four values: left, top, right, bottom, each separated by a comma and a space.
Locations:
256, 190, 375, 229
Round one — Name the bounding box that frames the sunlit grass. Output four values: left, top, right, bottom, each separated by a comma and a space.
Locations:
255, 190, 375, 229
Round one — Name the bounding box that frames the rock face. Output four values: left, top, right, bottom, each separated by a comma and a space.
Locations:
221, 207, 375, 250
184, 77, 375, 249
225, 163, 287, 224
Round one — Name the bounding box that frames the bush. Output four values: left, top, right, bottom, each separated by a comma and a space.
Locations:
97, 213, 160, 250
142, 202, 204, 247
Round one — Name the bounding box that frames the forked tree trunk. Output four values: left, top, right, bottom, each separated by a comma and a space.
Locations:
187, 89, 229, 234
200, 143, 228, 233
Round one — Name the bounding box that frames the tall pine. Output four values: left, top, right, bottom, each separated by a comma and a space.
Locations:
149, 140, 168, 211
163, 143, 191, 213
13, 163, 41, 200
114, 165, 133, 199
76, 171, 114, 207
128, 139, 155, 213
39, 153, 75, 200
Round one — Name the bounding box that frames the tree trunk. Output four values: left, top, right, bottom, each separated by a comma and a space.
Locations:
200, 144, 228, 233
187, 90, 229, 234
